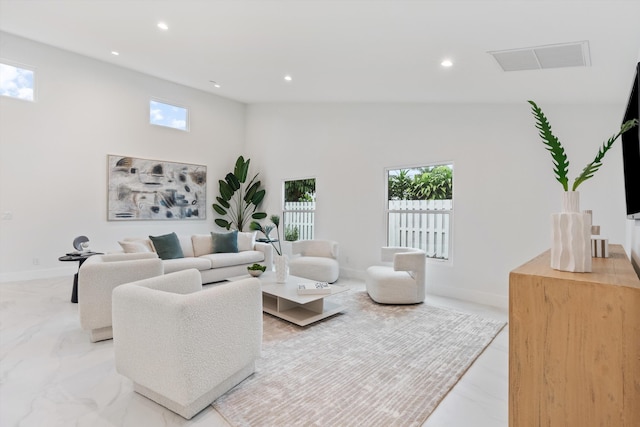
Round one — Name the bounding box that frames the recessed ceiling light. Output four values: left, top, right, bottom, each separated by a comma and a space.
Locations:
441, 59, 453, 67
157, 22, 169, 30
284, 75, 293, 82
111, 51, 120, 56
209, 80, 221, 88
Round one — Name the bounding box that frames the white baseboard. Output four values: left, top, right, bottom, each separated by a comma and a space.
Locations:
0, 266, 74, 283
427, 283, 509, 311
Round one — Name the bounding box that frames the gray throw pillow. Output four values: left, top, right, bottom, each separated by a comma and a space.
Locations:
211, 230, 238, 253
149, 232, 184, 260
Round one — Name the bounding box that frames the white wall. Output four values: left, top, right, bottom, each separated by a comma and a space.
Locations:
245, 102, 628, 308
2, 33, 633, 306
0, 33, 246, 281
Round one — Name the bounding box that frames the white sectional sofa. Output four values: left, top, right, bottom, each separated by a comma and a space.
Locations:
79, 252, 164, 342
119, 231, 273, 284
78, 231, 272, 343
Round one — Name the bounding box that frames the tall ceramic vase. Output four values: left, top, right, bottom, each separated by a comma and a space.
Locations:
274, 254, 289, 283
550, 191, 592, 272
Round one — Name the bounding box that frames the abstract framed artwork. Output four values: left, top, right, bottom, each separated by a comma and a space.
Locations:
107, 155, 206, 220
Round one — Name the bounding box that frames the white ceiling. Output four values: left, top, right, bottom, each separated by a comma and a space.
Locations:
1, 0, 639, 105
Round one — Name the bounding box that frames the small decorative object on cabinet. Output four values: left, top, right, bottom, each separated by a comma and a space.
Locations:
509, 245, 640, 427
527, 101, 637, 272
550, 191, 591, 272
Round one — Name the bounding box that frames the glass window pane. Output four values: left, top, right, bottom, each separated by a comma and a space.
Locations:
150, 100, 189, 131
386, 164, 453, 260
387, 210, 450, 259
0, 63, 35, 101
283, 178, 316, 241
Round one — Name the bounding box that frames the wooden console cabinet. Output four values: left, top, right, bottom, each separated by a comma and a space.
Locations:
509, 244, 640, 427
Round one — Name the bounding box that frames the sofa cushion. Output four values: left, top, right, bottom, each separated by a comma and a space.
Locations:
211, 230, 238, 253
177, 234, 195, 258
162, 257, 212, 273
149, 233, 184, 260
200, 250, 264, 268
122, 238, 155, 252
192, 234, 213, 257
237, 231, 257, 252
118, 240, 152, 254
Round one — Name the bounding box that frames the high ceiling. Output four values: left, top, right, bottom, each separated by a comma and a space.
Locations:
1, 0, 639, 104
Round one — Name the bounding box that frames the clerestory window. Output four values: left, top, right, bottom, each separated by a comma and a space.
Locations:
0, 62, 35, 101
149, 99, 189, 131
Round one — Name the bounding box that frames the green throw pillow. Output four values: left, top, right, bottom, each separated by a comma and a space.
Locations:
211, 230, 238, 253
149, 232, 184, 260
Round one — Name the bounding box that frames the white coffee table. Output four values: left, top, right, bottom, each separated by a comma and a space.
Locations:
259, 272, 348, 326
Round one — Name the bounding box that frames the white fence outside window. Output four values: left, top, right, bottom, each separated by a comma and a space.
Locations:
283, 200, 451, 260
283, 201, 315, 241
388, 200, 452, 260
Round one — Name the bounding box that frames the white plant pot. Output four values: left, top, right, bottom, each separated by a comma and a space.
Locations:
550, 191, 592, 272
274, 254, 289, 283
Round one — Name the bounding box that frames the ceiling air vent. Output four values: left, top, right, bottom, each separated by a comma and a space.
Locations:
489, 41, 591, 72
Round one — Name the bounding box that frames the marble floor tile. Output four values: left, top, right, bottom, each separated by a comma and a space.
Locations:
0, 276, 508, 426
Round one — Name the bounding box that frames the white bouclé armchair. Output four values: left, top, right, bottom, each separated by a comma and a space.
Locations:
365, 247, 426, 304
112, 269, 263, 420
288, 239, 340, 283
78, 252, 163, 342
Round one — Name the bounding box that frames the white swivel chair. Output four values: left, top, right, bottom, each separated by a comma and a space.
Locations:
112, 269, 262, 420
78, 252, 163, 342
365, 247, 426, 304
288, 239, 340, 283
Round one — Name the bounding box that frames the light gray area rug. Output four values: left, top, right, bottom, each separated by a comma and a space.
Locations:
214, 290, 506, 427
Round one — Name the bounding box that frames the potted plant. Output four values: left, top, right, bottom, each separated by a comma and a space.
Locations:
251, 215, 288, 282
212, 156, 267, 231
247, 263, 266, 277
528, 100, 638, 272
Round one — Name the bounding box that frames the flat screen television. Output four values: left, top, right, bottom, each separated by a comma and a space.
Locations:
621, 62, 640, 219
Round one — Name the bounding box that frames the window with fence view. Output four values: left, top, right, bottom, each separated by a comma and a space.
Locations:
387, 164, 453, 260
283, 178, 316, 241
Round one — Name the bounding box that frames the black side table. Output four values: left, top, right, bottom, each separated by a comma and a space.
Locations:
58, 252, 102, 303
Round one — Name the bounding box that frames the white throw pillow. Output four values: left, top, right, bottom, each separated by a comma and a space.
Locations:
118, 240, 152, 254
237, 231, 257, 252
192, 234, 213, 257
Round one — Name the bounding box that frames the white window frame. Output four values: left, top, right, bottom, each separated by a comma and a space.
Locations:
0, 60, 36, 102
385, 162, 454, 264
149, 98, 190, 131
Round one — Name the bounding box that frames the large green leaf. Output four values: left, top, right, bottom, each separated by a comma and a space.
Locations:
216, 196, 230, 209
251, 189, 266, 205
252, 212, 267, 220
244, 180, 261, 203
528, 100, 570, 191
234, 156, 249, 183
215, 218, 231, 229
212, 203, 227, 215
572, 118, 638, 190
225, 173, 240, 191
219, 179, 233, 200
